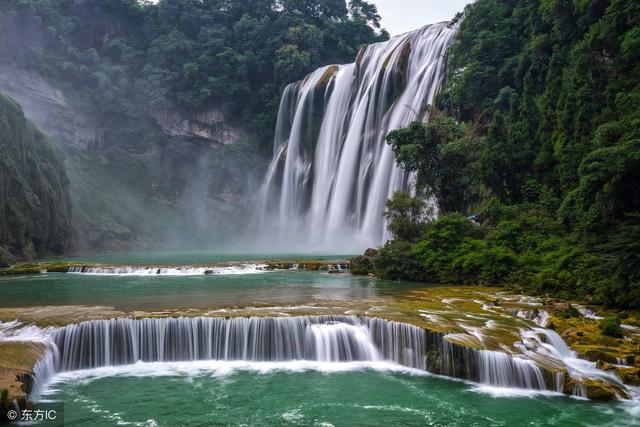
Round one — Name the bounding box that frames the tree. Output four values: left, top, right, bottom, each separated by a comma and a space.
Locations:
349, 0, 382, 29
383, 192, 431, 242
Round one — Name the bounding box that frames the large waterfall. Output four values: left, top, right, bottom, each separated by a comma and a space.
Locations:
256, 23, 458, 251
29, 316, 559, 396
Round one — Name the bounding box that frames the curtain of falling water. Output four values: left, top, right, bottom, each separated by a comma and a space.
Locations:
256, 23, 458, 251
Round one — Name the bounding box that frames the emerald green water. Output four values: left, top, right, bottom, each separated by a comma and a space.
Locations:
40, 363, 637, 427
0, 270, 418, 310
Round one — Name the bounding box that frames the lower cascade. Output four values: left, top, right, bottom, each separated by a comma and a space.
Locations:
24, 315, 625, 398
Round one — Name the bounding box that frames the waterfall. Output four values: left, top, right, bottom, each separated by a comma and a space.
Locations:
3, 316, 634, 400
520, 328, 624, 388
256, 23, 458, 251
67, 264, 267, 276
26, 316, 565, 396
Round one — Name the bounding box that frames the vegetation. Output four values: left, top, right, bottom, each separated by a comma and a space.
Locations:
0, 0, 386, 144
0, 388, 8, 410
0, 94, 71, 265
600, 317, 623, 338
372, 0, 640, 308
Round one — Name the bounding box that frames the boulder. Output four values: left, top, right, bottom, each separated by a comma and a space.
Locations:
350, 256, 371, 275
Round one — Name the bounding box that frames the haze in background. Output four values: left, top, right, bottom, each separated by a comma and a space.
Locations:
372, 0, 471, 35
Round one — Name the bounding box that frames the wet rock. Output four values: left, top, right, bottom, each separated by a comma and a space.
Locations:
562, 377, 622, 401
584, 379, 626, 401
351, 248, 379, 275
596, 361, 640, 386
363, 248, 379, 258
583, 349, 618, 364
151, 107, 243, 145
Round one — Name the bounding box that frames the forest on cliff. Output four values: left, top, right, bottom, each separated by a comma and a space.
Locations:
0, 0, 385, 142
365, 0, 640, 309
0, 94, 71, 265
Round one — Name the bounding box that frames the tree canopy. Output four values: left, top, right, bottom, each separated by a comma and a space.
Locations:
378, 0, 640, 308
0, 0, 387, 144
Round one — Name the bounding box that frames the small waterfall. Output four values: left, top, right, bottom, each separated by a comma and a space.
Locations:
513, 309, 550, 327
67, 264, 266, 276
575, 306, 604, 320
31, 347, 58, 398
476, 351, 546, 390
256, 22, 458, 251
520, 328, 625, 390
307, 322, 381, 362
51, 316, 376, 371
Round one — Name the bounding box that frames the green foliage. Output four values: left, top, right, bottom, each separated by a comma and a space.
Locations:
0, 94, 71, 264
557, 305, 582, 318
350, 255, 372, 275
386, 111, 482, 213
375, 0, 640, 308
0, 388, 8, 410
600, 317, 623, 338
383, 191, 431, 242
373, 239, 426, 282
374, 197, 608, 301
0, 0, 386, 145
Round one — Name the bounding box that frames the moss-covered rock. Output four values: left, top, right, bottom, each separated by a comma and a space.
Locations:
350, 255, 372, 275
584, 378, 627, 401
0, 342, 46, 405
351, 248, 379, 275
0, 261, 89, 275
601, 317, 623, 338
596, 360, 640, 386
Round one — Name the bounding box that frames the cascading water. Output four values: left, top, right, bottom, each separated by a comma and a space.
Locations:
67, 264, 267, 276
519, 328, 627, 395
256, 23, 458, 251
23, 316, 567, 398
3, 316, 632, 402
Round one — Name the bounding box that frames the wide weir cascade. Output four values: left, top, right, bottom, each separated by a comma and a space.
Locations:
256, 22, 458, 251
34, 316, 553, 393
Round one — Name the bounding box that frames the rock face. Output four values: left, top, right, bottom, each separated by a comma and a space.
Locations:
0, 66, 102, 150
0, 66, 253, 253
152, 108, 244, 145
0, 93, 72, 264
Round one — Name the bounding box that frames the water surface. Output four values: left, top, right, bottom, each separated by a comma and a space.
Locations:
41, 362, 637, 427
0, 270, 423, 311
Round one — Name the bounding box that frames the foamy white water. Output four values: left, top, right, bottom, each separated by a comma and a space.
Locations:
66, 264, 267, 276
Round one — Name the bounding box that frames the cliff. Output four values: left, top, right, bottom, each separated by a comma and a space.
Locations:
0, 93, 71, 265
0, 66, 257, 253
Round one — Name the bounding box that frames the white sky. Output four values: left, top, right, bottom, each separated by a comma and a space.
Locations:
371, 0, 471, 35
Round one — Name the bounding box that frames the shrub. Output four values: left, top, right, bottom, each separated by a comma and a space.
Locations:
600, 317, 623, 338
